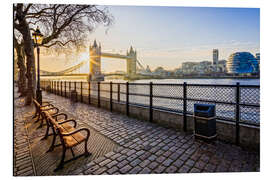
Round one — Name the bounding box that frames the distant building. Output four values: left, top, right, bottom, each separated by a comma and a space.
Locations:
226, 52, 259, 74
153, 66, 167, 75
145, 65, 151, 73
255, 53, 260, 61
213, 49, 219, 66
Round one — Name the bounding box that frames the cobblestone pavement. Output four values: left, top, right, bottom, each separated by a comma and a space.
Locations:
14, 91, 36, 176
14, 89, 260, 176
42, 91, 259, 175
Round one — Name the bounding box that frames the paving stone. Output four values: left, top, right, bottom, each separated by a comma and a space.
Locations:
105, 151, 116, 158
117, 160, 129, 169
126, 149, 136, 156
178, 165, 191, 173
162, 158, 174, 167
111, 153, 122, 160
106, 160, 118, 169
194, 160, 206, 170
136, 150, 145, 156
148, 154, 157, 161
139, 159, 151, 168
164, 165, 178, 173
130, 158, 142, 167
139, 167, 152, 174
204, 163, 216, 172
107, 166, 119, 174
190, 167, 201, 173
139, 152, 151, 160
185, 159, 195, 167
179, 153, 190, 161
156, 156, 166, 163
129, 166, 142, 174
153, 165, 166, 174
93, 167, 108, 175
117, 155, 127, 162
169, 152, 181, 161
127, 154, 138, 162
84, 165, 100, 174
119, 165, 132, 174
148, 161, 159, 170
99, 159, 112, 166
155, 149, 165, 156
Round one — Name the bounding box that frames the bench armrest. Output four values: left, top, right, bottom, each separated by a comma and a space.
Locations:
58, 119, 77, 128
41, 104, 54, 108
52, 113, 67, 121
42, 101, 52, 106
61, 128, 90, 139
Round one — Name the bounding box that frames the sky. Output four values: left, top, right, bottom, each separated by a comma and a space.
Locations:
41, 5, 260, 73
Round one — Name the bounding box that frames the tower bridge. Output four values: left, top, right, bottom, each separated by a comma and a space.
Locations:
41, 39, 142, 81
89, 40, 137, 81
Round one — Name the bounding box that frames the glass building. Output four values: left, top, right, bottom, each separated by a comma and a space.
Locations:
226, 52, 259, 74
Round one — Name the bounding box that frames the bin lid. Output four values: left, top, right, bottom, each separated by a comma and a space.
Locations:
194, 104, 215, 112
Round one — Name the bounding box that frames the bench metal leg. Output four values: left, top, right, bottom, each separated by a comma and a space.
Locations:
70, 148, 75, 158
47, 132, 57, 152
84, 140, 90, 157
41, 125, 50, 140
54, 148, 66, 172
34, 113, 41, 123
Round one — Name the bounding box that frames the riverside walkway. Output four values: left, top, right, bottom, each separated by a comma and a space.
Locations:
14, 89, 259, 176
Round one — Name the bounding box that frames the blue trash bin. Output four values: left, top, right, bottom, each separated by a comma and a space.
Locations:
194, 104, 216, 140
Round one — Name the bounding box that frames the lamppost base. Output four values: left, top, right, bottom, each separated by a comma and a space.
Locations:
36, 89, 42, 104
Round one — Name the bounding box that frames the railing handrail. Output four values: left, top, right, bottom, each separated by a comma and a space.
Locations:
40, 79, 260, 146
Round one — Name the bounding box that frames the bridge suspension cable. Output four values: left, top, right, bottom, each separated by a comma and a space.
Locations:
40, 60, 88, 76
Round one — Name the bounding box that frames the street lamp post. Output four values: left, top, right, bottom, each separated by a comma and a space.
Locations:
32, 27, 44, 104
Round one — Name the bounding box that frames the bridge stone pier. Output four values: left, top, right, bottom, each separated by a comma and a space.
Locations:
89, 40, 137, 81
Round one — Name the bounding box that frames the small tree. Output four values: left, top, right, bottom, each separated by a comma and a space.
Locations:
14, 4, 113, 105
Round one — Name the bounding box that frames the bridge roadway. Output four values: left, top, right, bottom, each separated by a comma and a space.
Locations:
101, 52, 131, 59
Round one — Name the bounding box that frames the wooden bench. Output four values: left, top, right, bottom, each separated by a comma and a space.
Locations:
44, 111, 91, 171
33, 99, 60, 129
32, 99, 54, 118
41, 111, 73, 141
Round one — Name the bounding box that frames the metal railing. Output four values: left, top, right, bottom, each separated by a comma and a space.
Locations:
40, 80, 260, 144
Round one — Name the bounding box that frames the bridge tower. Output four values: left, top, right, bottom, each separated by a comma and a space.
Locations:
89, 40, 103, 81
126, 46, 137, 76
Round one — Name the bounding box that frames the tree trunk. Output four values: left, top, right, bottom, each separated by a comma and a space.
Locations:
15, 44, 27, 96
15, 4, 36, 105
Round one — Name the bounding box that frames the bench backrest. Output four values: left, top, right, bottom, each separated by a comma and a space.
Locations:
33, 99, 41, 109
44, 111, 65, 134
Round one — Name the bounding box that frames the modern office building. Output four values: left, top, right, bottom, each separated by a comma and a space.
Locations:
226, 52, 259, 74
213, 49, 219, 66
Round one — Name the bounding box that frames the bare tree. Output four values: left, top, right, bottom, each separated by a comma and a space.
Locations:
13, 3, 113, 105
14, 36, 27, 96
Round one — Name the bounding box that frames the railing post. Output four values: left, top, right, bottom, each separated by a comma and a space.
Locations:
117, 83, 120, 102
126, 82, 129, 116
98, 82, 101, 108
74, 81, 77, 101
88, 82, 91, 104
81, 81, 83, 102
183, 82, 187, 132
149, 82, 153, 122
60, 81, 62, 96
69, 81, 71, 97
64, 81, 66, 97
110, 81, 113, 112
235, 82, 240, 145
56, 81, 59, 95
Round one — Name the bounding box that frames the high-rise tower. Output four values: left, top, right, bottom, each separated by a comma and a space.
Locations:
213, 49, 219, 66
